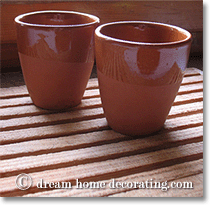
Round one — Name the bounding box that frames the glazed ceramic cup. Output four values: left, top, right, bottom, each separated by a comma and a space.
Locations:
15, 11, 99, 110
95, 21, 192, 136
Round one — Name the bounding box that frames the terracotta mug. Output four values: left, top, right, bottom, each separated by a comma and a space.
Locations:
15, 11, 99, 110
95, 21, 192, 136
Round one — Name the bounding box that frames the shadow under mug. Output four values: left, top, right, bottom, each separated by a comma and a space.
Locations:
15, 10, 99, 110
95, 21, 192, 136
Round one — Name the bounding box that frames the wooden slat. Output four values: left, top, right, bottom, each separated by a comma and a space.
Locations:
85, 78, 99, 90
0, 96, 33, 108
0, 110, 203, 145
0, 125, 203, 161
0, 118, 109, 145
0, 98, 202, 131
164, 113, 203, 131
0, 90, 203, 109
110, 173, 203, 197
0, 107, 104, 131
0, 142, 203, 196
0, 85, 28, 99
0, 68, 203, 197
178, 83, 203, 95
0, 95, 102, 120
0, 130, 126, 160
0, 79, 99, 100
181, 75, 203, 85
0, 95, 101, 109
183, 67, 203, 76
173, 91, 203, 106
24, 159, 202, 197
168, 101, 203, 119
0, 126, 203, 177
0, 70, 203, 120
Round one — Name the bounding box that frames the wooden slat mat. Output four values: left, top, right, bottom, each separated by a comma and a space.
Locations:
0, 68, 203, 197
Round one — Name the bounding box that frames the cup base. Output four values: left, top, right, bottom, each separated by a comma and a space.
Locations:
109, 124, 164, 137
32, 99, 81, 111
97, 70, 181, 136
18, 53, 93, 111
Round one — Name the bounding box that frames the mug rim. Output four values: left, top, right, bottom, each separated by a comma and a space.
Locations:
95, 21, 192, 47
14, 10, 100, 28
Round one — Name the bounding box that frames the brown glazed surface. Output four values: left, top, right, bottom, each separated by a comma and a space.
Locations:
15, 11, 99, 110
95, 21, 192, 136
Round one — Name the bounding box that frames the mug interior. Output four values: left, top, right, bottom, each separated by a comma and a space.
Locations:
15, 11, 99, 26
99, 22, 191, 44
